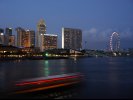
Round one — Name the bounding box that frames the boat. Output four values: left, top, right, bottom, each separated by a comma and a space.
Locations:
13, 73, 84, 94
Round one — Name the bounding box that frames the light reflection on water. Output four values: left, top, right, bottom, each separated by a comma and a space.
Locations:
44, 60, 50, 77
0, 57, 133, 99
0, 59, 79, 93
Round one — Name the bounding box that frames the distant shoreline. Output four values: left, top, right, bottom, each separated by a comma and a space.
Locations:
0, 55, 132, 62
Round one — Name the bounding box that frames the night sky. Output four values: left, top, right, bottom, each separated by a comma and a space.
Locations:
0, 0, 133, 49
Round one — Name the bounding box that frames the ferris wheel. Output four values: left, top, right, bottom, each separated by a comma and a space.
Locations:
110, 32, 120, 52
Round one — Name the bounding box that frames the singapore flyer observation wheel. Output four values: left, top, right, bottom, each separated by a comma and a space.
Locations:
110, 32, 120, 52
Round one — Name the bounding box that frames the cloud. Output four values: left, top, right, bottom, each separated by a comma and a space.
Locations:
120, 28, 133, 39
83, 28, 97, 41
83, 28, 112, 42
89, 28, 97, 34
99, 29, 114, 41
83, 28, 97, 35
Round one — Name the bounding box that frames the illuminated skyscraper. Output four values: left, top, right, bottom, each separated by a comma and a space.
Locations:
16, 27, 26, 47
5, 28, 12, 36
0, 28, 4, 45
16, 27, 35, 48
44, 34, 57, 50
37, 19, 46, 51
25, 30, 35, 47
62, 28, 82, 50
5, 28, 12, 45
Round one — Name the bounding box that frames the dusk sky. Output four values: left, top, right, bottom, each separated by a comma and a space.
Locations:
0, 0, 133, 49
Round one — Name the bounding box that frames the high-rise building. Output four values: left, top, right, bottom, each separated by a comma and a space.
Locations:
62, 28, 82, 50
37, 19, 46, 51
16, 27, 26, 47
0, 28, 4, 33
38, 34, 45, 51
44, 34, 57, 50
0, 28, 4, 45
9, 35, 15, 46
5, 28, 12, 36
16, 27, 35, 48
5, 28, 12, 45
25, 30, 35, 47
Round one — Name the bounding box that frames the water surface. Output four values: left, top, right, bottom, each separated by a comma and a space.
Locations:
0, 57, 133, 99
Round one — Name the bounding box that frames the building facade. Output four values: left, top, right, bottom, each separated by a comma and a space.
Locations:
5, 28, 12, 36
16, 27, 26, 47
9, 35, 15, 46
0, 45, 19, 54
0, 28, 4, 45
62, 28, 82, 50
5, 28, 12, 45
16, 27, 35, 48
37, 19, 46, 51
44, 34, 57, 50
25, 30, 35, 47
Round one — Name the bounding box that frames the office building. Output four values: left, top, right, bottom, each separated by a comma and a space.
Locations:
37, 19, 46, 51
16, 27, 26, 47
9, 35, 15, 46
62, 28, 82, 50
5, 28, 12, 36
0, 30, 4, 45
38, 34, 45, 52
25, 30, 35, 47
5, 28, 12, 45
44, 34, 57, 50
0, 28, 4, 33
16, 27, 35, 48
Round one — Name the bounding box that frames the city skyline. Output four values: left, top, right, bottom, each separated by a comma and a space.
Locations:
0, 0, 133, 49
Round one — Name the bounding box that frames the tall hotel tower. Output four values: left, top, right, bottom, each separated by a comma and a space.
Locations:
16, 27, 26, 47
37, 19, 46, 51
62, 28, 82, 50
43, 34, 57, 50
16, 27, 35, 48
26, 30, 35, 47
